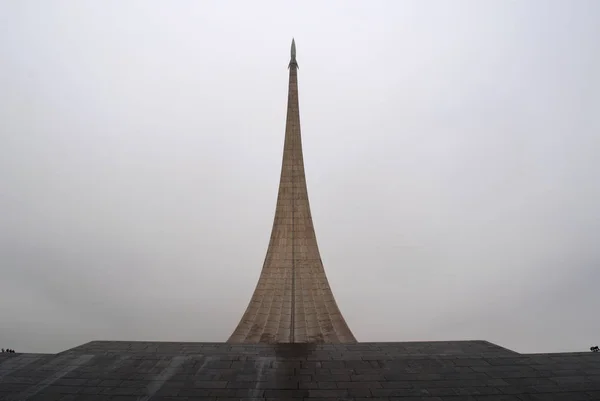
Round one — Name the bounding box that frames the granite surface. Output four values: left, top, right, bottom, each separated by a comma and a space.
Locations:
0, 340, 599, 400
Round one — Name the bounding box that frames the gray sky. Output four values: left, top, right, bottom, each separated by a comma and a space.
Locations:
1, 1, 599, 354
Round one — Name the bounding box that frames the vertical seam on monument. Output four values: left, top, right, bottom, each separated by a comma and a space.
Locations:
290, 77, 296, 343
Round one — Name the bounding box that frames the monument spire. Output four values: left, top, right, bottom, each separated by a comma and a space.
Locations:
228, 40, 356, 343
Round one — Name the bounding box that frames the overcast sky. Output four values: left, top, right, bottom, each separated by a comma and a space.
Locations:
1, 1, 599, 354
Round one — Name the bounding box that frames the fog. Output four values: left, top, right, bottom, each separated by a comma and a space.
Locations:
1, 0, 599, 354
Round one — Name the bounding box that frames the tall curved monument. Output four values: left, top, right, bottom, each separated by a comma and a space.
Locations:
228, 40, 356, 344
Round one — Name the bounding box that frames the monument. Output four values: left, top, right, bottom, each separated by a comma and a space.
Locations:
228, 39, 356, 344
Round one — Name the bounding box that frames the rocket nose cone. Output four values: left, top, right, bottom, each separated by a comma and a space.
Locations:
291, 38, 296, 57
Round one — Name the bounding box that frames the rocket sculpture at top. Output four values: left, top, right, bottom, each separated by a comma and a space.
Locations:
228, 39, 356, 343
288, 38, 298, 69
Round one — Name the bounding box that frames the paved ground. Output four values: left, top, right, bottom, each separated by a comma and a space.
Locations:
0, 340, 599, 400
